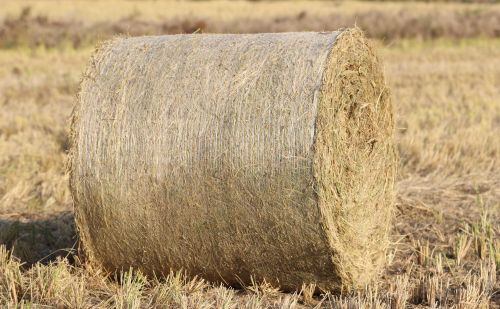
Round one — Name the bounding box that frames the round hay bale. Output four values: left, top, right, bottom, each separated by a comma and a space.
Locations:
70, 28, 396, 291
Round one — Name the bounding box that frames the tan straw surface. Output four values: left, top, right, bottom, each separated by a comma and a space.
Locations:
70, 28, 396, 291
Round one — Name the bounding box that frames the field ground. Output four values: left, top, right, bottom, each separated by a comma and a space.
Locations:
0, 1, 499, 308
1, 0, 500, 49
0, 0, 497, 21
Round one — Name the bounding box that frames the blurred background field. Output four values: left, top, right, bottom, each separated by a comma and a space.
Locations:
0, 1, 499, 308
1, 0, 500, 48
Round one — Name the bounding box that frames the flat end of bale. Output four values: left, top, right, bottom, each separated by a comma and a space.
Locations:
314, 28, 396, 290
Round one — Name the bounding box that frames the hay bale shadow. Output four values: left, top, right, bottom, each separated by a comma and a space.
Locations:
0, 211, 76, 265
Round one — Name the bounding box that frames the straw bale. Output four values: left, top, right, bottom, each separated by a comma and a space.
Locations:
70, 28, 396, 291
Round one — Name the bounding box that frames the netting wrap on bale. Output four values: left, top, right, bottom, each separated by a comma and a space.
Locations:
70, 28, 396, 291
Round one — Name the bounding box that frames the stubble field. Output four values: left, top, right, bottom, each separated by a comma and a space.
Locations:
0, 1, 499, 308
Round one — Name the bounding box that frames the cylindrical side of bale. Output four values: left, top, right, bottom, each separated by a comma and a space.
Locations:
70, 29, 396, 291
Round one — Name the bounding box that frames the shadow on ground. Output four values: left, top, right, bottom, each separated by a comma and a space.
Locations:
0, 211, 76, 265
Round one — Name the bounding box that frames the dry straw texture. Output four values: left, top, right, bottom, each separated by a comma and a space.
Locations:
70, 28, 396, 292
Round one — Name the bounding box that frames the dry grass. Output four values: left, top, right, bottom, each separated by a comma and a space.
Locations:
0, 1, 499, 307
1, 1, 498, 24
0, 1, 499, 48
